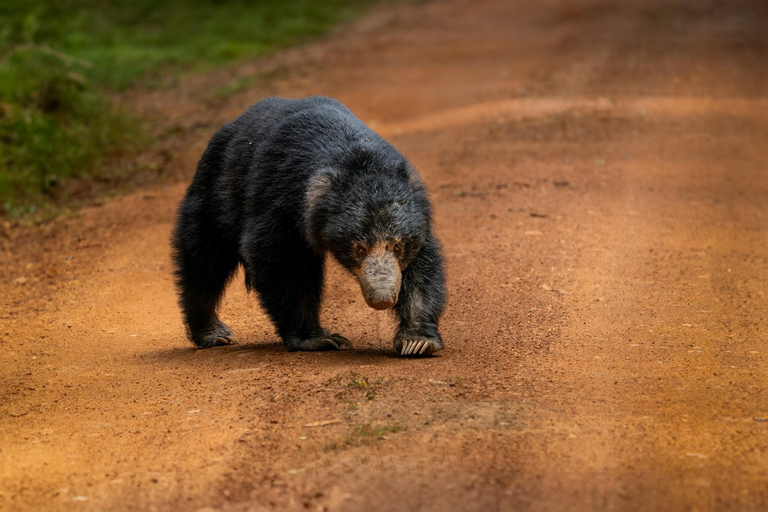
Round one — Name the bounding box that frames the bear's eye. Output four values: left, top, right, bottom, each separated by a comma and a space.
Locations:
355, 245, 368, 258
392, 242, 402, 256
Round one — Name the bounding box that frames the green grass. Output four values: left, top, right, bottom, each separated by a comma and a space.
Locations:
326, 423, 407, 450
0, 0, 374, 217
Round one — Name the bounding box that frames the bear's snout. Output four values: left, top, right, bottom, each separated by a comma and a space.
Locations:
357, 250, 401, 310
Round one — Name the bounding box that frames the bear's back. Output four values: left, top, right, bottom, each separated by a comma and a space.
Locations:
232, 96, 356, 144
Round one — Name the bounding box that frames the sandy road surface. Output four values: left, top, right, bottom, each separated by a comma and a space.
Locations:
2, 0, 768, 510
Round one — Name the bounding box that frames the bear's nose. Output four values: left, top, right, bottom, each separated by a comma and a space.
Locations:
368, 294, 397, 310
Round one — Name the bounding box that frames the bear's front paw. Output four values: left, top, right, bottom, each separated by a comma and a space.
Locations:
394, 336, 443, 357
192, 321, 238, 348
285, 333, 353, 352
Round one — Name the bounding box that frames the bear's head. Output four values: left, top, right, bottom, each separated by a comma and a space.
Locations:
304, 160, 431, 310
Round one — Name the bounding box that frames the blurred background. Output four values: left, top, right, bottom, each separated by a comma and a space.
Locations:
0, 0, 373, 218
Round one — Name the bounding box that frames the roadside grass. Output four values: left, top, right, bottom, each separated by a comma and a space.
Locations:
326, 423, 407, 450
0, 0, 374, 218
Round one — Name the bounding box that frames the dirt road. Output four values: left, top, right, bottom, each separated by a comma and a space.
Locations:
2, 0, 768, 510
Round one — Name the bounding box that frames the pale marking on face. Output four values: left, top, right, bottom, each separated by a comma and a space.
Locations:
355, 241, 402, 310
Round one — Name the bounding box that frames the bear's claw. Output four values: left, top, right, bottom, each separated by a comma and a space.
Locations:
394, 337, 443, 357
215, 335, 238, 346
193, 320, 237, 348
286, 332, 353, 351
329, 334, 354, 350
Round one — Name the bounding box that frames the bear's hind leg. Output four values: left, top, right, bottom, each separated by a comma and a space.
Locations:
173, 214, 240, 348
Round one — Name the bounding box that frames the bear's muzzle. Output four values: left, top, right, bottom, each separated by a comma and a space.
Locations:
357, 248, 401, 310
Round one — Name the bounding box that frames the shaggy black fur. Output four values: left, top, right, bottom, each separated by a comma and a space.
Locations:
172, 96, 445, 355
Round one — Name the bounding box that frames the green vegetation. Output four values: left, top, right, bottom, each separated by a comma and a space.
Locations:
350, 422, 406, 439
0, 0, 374, 217
345, 374, 382, 401
327, 422, 407, 450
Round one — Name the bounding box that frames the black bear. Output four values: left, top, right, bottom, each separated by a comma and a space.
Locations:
172, 96, 445, 356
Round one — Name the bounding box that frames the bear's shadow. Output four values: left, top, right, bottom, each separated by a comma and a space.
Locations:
144, 338, 414, 368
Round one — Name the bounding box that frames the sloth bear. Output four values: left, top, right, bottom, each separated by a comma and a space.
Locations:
172, 96, 445, 356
